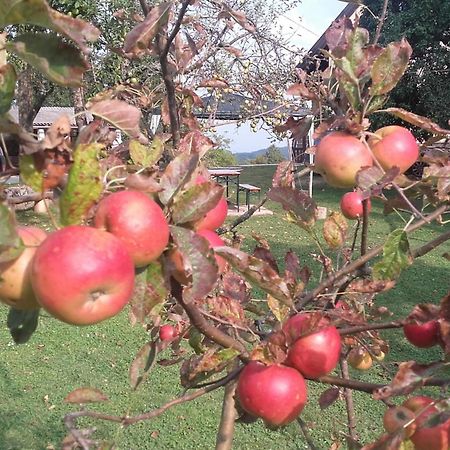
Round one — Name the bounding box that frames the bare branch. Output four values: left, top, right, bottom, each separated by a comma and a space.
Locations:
373, 0, 389, 45
340, 358, 358, 441
215, 378, 238, 450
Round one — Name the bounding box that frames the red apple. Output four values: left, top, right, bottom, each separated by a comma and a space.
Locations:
31, 225, 135, 325
340, 191, 371, 220
237, 361, 307, 427
159, 324, 178, 341
0, 226, 47, 310
411, 405, 450, 450
194, 176, 228, 231
369, 125, 419, 174
403, 320, 440, 348
286, 319, 341, 378
314, 132, 373, 188
347, 347, 373, 371
383, 406, 416, 438
402, 396, 435, 414
94, 190, 169, 267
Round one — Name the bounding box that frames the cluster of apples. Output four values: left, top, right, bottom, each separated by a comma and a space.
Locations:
314, 125, 420, 219
236, 313, 341, 427
0, 175, 229, 326
383, 396, 450, 449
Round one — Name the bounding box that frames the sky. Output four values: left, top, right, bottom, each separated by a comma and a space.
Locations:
216, 0, 347, 154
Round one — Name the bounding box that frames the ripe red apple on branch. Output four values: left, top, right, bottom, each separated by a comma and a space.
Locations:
403, 320, 440, 348
159, 324, 178, 341
368, 125, 419, 174
284, 313, 341, 378
0, 226, 47, 310
94, 190, 169, 267
30, 226, 135, 325
314, 132, 373, 188
237, 361, 307, 427
340, 191, 371, 220
383, 406, 416, 438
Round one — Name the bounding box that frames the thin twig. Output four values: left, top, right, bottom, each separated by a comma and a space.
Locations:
297, 417, 318, 450
339, 321, 404, 336
161, 0, 191, 60
340, 358, 358, 442
373, 0, 389, 45
218, 196, 267, 234
412, 229, 450, 258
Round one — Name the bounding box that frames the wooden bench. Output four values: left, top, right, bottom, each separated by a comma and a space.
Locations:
238, 184, 261, 210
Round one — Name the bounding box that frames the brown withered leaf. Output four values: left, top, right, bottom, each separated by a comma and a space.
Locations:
124, 2, 171, 57
406, 303, 440, 324
214, 247, 292, 306
381, 108, 450, 135
64, 387, 108, 404
323, 211, 348, 249
319, 387, 340, 410
250, 333, 288, 365
180, 348, 239, 388
205, 295, 247, 326
198, 78, 229, 89
347, 279, 396, 294
373, 361, 444, 400
253, 246, 279, 273
356, 166, 400, 195
41, 115, 71, 150
286, 83, 318, 101
218, 6, 256, 33
221, 271, 250, 304
125, 173, 162, 193
272, 161, 295, 188
274, 116, 313, 140
267, 294, 290, 323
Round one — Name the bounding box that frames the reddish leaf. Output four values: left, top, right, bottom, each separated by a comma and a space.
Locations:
274, 116, 313, 141
223, 45, 242, 57
272, 161, 295, 188
370, 38, 412, 96
374, 361, 444, 400
319, 387, 340, 410
253, 247, 279, 273
159, 153, 199, 205
88, 99, 147, 142
407, 303, 440, 324
214, 247, 292, 306
179, 130, 213, 157
249, 332, 288, 365
381, 108, 450, 135
267, 186, 316, 231
170, 226, 219, 303
64, 387, 108, 404
325, 16, 354, 58
221, 272, 250, 304
198, 78, 229, 89
323, 211, 348, 249
124, 2, 171, 57
286, 83, 318, 100
124, 173, 162, 193
219, 6, 256, 33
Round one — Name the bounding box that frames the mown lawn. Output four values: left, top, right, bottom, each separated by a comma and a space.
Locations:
1, 166, 449, 450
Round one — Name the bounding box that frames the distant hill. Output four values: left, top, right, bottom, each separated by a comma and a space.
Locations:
234, 146, 289, 163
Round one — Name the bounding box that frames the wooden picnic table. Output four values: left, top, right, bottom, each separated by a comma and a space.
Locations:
208, 168, 242, 207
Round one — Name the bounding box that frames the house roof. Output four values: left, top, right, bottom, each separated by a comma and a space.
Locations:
9, 106, 93, 128
196, 93, 310, 120
297, 3, 361, 71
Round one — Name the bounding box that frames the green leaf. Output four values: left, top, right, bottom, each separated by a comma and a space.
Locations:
0, 63, 16, 115
0, 204, 24, 264
19, 154, 44, 192
129, 136, 165, 167
130, 261, 168, 326
7, 307, 39, 344
171, 182, 224, 225
59, 143, 103, 226
6, 33, 88, 87
0, 0, 100, 53
370, 38, 412, 96
373, 229, 413, 280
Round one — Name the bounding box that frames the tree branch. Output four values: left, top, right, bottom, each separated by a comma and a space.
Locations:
161, 0, 191, 60
412, 229, 450, 259
297, 417, 319, 450
339, 321, 404, 335
373, 0, 389, 45
297, 205, 448, 309
218, 196, 267, 234
172, 280, 249, 357
215, 378, 238, 450
340, 358, 358, 441
65, 368, 242, 450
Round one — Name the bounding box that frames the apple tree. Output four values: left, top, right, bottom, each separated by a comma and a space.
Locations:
1, 0, 450, 449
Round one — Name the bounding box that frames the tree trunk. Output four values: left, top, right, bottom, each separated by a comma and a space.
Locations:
17, 66, 35, 132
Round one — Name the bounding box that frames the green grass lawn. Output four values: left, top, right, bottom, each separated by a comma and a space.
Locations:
1, 167, 449, 449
